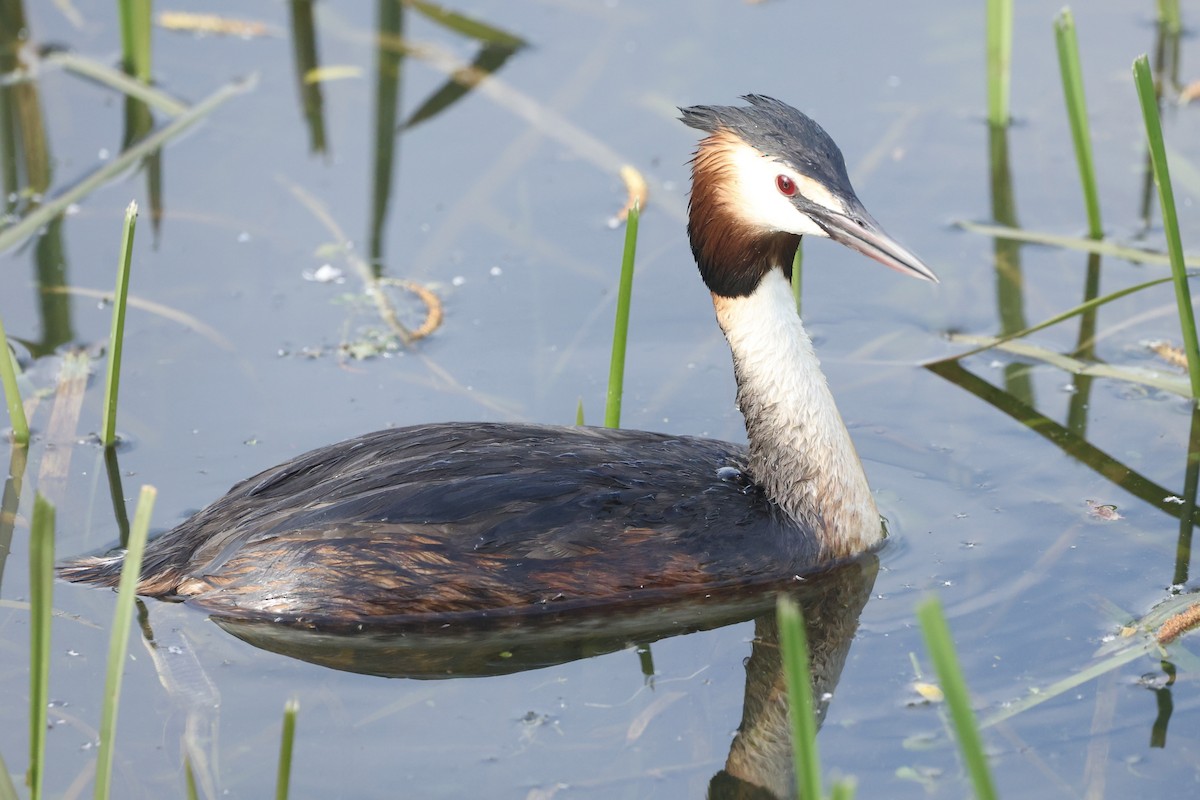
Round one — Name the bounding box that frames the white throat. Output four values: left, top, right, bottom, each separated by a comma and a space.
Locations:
712, 269, 881, 557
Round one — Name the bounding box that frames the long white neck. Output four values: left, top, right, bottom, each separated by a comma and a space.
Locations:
712, 268, 881, 557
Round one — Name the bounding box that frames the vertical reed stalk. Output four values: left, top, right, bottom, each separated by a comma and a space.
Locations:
986, 0, 1013, 126
117, 0, 153, 82
100, 202, 138, 447
776, 595, 822, 800
275, 699, 299, 800
1133, 55, 1200, 399
94, 485, 156, 800
604, 201, 639, 429
27, 494, 54, 800
917, 597, 997, 800
1157, 0, 1182, 34
1053, 9, 1103, 239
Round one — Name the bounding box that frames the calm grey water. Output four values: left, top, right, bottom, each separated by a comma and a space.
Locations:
2, 1, 1198, 797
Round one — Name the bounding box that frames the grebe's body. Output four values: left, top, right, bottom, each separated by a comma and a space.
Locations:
60, 96, 937, 622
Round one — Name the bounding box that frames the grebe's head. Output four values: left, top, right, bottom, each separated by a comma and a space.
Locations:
680, 95, 937, 298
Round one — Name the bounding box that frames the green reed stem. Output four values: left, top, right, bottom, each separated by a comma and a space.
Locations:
930, 274, 1175, 365
776, 595, 823, 800
28, 494, 54, 800
604, 201, 639, 429
917, 597, 997, 800
100, 202, 138, 447
1157, 0, 1182, 34
0, 313, 28, 444
1054, 9, 1103, 239
275, 698, 299, 800
955, 220, 1200, 267
0, 74, 255, 254
117, 0, 153, 82
43, 51, 188, 117
575, 398, 585, 426
183, 757, 199, 800
94, 485, 156, 800
0, 751, 17, 800
1134, 54, 1200, 399
986, 0, 1013, 126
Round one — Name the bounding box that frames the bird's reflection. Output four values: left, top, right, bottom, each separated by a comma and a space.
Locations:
209, 554, 877, 798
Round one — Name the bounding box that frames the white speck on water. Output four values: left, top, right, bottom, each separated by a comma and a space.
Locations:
167, 645, 184, 655
489, 266, 503, 277
989, 360, 1004, 369
452, 275, 466, 287
942, 580, 954, 587
1061, 383, 1078, 393
66, 650, 80, 657
97, 148, 110, 160
303, 264, 344, 283
236, 231, 251, 243
65, 203, 80, 216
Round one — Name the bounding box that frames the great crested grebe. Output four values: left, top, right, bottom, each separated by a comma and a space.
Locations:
60, 96, 937, 623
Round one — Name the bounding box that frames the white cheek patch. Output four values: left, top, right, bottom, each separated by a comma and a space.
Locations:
721, 140, 844, 237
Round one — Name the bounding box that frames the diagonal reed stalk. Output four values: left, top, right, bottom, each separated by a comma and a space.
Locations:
28, 494, 54, 800
1054, 8, 1103, 240
986, 0, 1013, 126
604, 200, 640, 429
100, 202, 138, 447
0, 313, 28, 443
917, 597, 997, 800
955, 220, 1200, 267
275, 698, 299, 800
776, 595, 823, 800
930, 274, 1175, 365
0, 751, 17, 800
94, 485, 156, 800
0, 74, 256, 255
1133, 54, 1200, 399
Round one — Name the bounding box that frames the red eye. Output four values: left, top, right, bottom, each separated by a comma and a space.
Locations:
775, 174, 797, 196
